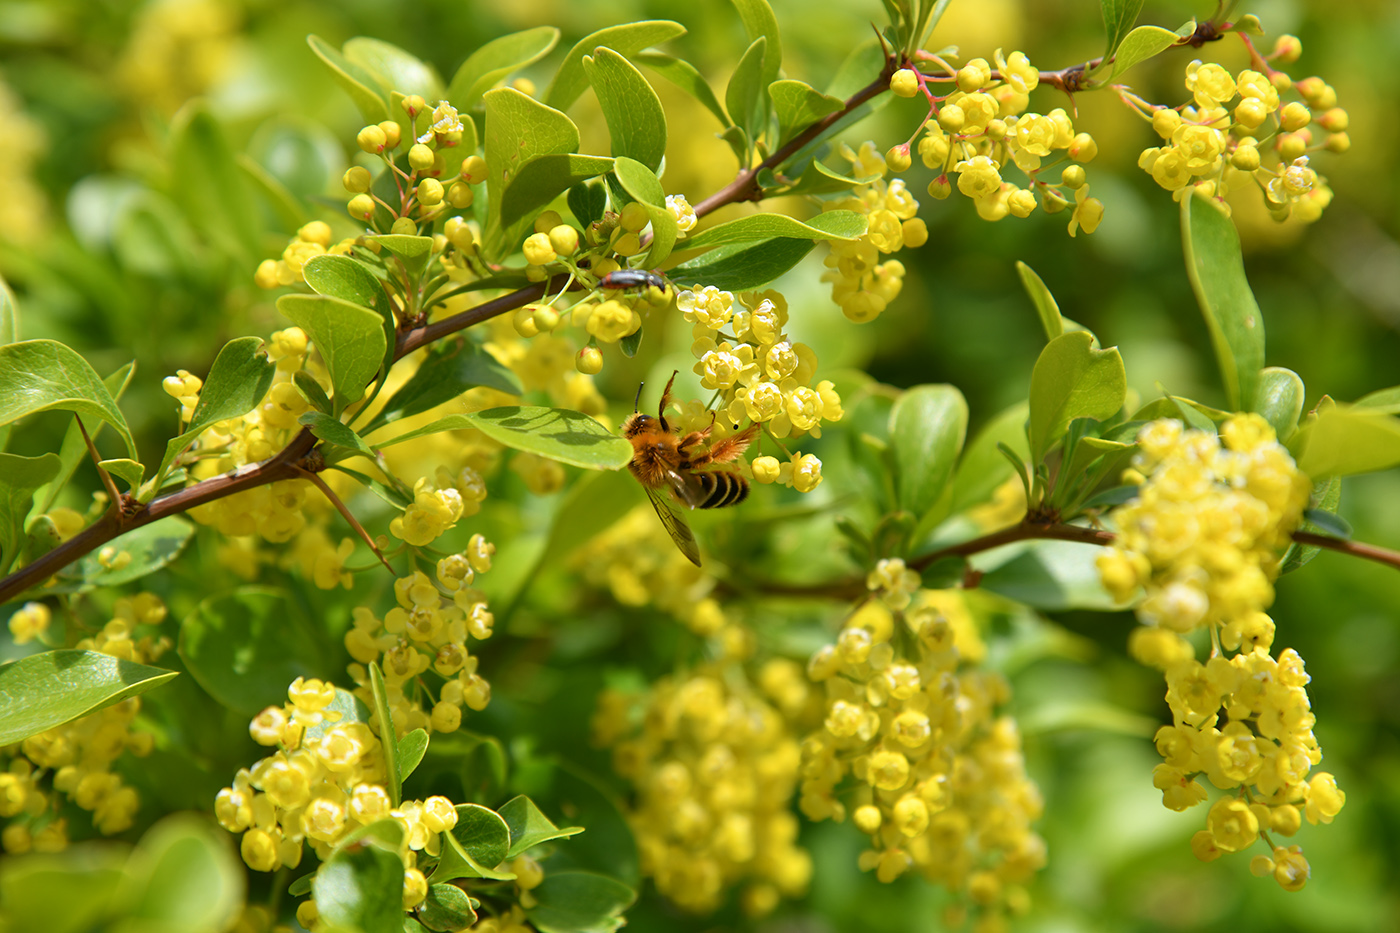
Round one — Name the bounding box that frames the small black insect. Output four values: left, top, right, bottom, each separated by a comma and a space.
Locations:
599, 269, 667, 291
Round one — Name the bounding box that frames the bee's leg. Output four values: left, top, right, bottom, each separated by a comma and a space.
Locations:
657, 370, 680, 430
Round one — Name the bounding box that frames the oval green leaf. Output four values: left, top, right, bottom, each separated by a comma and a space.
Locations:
611, 156, 678, 267
397, 728, 429, 784
449, 26, 560, 114
0, 339, 136, 458
300, 411, 377, 460
889, 385, 968, 520
499, 796, 585, 859
277, 294, 388, 415
681, 209, 865, 251
545, 20, 687, 112
420, 883, 476, 932
725, 37, 767, 142
1256, 366, 1305, 442
313, 841, 405, 933
1028, 331, 1127, 462
380, 408, 631, 470
483, 88, 582, 257
669, 237, 816, 290
307, 34, 389, 122
362, 340, 523, 436
584, 48, 666, 171
1295, 406, 1400, 479
69, 517, 195, 590
0, 452, 60, 574
769, 78, 843, 144
157, 336, 276, 480
499, 154, 615, 234
343, 38, 443, 102
118, 814, 245, 929
0, 649, 178, 747
527, 870, 636, 933
1015, 261, 1063, 341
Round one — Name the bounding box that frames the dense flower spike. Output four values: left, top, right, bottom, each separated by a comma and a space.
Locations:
1101, 417, 1341, 890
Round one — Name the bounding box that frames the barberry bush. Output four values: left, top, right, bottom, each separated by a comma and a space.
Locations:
0, 0, 1397, 931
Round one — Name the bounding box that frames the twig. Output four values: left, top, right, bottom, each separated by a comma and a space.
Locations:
296, 466, 397, 576
76, 419, 123, 512
1290, 531, 1400, 573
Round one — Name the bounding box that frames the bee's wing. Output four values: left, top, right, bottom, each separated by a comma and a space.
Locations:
664, 466, 709, 509
644, 484, 702, 567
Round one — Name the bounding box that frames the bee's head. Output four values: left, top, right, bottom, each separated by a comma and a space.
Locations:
622, 412, 653, 438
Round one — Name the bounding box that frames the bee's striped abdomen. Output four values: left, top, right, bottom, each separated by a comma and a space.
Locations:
694, 470, 749, 508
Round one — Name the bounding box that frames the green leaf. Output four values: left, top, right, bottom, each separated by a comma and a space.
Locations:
731, 0, 782, 91
169, 104, 261, 262
368, 661, 402, 807
0, 339, 136, 458
314, 840, 405, 933
295, 370, 333, 414
0, 843, 126, 933
1279, 476, 1340, 575
1099, 0, 1146, 59
116, 814, 245, 930
419, 883, 477, 932
499, 154, 615, 235
583, 49, 667, 172
619, 325, 642, 359
364, 340, 523, 436
69, 517, 195, 590
365, 234, 435, 280
300, 411, 377, 460
0, 650, 178, 747
277, 294, 389, 415
499, 796, 585, 859
669, 237, 816, 290
397, 729, 429, 783
725, 37, 768, 143
568, 181, 607, 228
0, 273, 16, 345
1108, 22, 1189, 81
1302, 507, 1351, 539
610, 157, 678, 268
97, 458, 143, 491
976, 538, 1121, 610
156, 336, 277, 481
537, 767, 638, 886
303, 254, 391, 314
1028, 331, 1127, 463
34, 363, 135, 515
433, 805, 516, 882
1255, 366, 1305, 442
635, 51, 728, 126
889, 385, 967, 520
178, 587, 332, 717
302, 687, 372, 745
681, 209, 865, 251
1015, 261, 1063, 342
1355, 386, 1400, 414
483, 89, 581, 257
768, 79, 844, 144
1181, 191, 1266, 412
0, 452, 59, 573
449, 26, 560, 114
381, 408, 632, 470
344, 37, 443, 102
951, 401, 1030, 513
308, 34, 390, 122
1295, 406, 1400, 478
527, 871, 636, 933
544, 21, 687, 112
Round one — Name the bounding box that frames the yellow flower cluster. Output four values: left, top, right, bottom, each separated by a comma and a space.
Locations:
822, 142, 926, 323
1138, 57, 1344, 223
253, 221, 354, 289
908, 52, 1103, 238
345, 98, 481, 229
215, 677, 459, 901
1, 595, 169, 853
1096, 416, 1310, 631
596, 662, 812, 915
344, 552, 495, 736
389, 466, 487, 547
800, 589, 1045, 926
1099, 416, 1340, 890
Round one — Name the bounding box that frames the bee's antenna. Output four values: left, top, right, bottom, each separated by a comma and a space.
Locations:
633, 381, 644, 412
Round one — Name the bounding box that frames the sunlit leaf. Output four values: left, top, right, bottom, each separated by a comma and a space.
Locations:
0, 650, 178, 747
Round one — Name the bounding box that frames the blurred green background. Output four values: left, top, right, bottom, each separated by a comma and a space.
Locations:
0, 0, 1396, 929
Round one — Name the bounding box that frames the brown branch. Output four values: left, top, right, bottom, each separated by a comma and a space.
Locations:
296, 466, 396, 576
1290, 531, 1400, 573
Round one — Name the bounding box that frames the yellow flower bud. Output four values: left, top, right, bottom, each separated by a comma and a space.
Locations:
885, 145, 912, 172
1151, 108, 1182, 140
390, 217, 417, 236
460, 155, 488, 184
343, 165, 372, 193
522, 232, 556, 265
401, 94, 427, 117
377, 121, 401, 150
548, 224, 579, 256
1271, 34, 1302, 64
408, 143, 435, 172
534, 210, 563, 234
576, 346, 603, 374
889, 68, 920, 98
926, 175, 951, 200
1279, 101, 1311, 132
356, 124, 387, 154
1068, 132, 1098, 161
416, 177, 443, 206
618, 202, 649, 232
347, 194, 376, 221
447, 182, 474, 208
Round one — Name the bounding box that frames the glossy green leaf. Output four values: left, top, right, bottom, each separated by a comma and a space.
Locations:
365, 234, 435, 279
277, 294, 388, 415
499, 796, 585, 859
420, 883, 476, 932
1099, 0, 1146, 59
584, 48, 667, 171
977, 539, 1120, 610
449, 26, 559, 114
483, 88, 581, 256
1028, 331, 1126, 462
500, 154, 614, 233
303, 254, 390, 314
681, 209, 865, 251
117, 814, 245, 929
314, 840, 405, 933
433, 830, 514, 884
669, 237, 816, 290
0, 452, 59, 573
1255, 366, 1305, 441
344, 37, 443, 102
300, 411, 377, 460
397, 729, 429, 784
178, 587, 332, 716
364, 340, 523, 436
0, 339, 136, 458
34, 363, 135, 515
1016, 261, 1063, 341
610, 157, 678, 268
97, 458, 143, 491
156, 336, 276, 480
889, 385, 967, 521
69, 517, 194, 590
619, 325, 642, 358
1108, 22, 1190, 81
545, 20, 687, 112
731, 0, 782, 90
527, 871, 636, 933
169, 104, 261, 262
568, 181, 607, 228
635, 51, 728, 126
1354, 386, 1400, 414
454, 804, 511, 869
367, 661, 401, 806
1181, 192, 1266, 412
1295, 406, 1400, 478
725, 37, 768, 143
0, 650, 178, 747
381, 408, 632, 470
951, 401, 1030, 514
769, 79, 843, 144
308, 34, 389, 122
295, 370, 333, 414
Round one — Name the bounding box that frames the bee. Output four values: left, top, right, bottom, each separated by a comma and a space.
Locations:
622, 371, 760, 566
